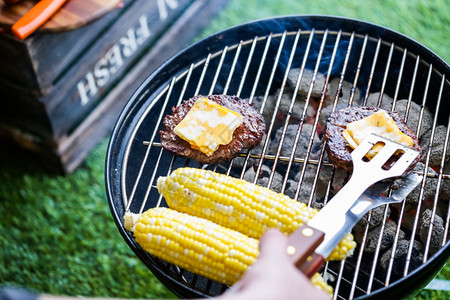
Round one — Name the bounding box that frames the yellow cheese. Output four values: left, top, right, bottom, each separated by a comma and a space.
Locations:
174, 98, 244, 156
342, 110, 413, 158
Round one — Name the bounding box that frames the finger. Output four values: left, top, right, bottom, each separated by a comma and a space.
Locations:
227, 229, 288, 293
258, 228, 288, 260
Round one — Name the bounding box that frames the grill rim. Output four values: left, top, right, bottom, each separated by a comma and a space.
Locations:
105, 14, 450, 299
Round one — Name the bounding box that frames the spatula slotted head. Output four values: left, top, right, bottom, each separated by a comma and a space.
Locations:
351, 134, 420, 181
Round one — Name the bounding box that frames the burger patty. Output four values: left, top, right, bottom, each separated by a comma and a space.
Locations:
160, 94, 265, 164
324, 106, 422, 172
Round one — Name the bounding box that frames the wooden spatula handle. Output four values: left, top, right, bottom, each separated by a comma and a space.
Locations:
298, 252, 326, 278
286, 224, 325, 279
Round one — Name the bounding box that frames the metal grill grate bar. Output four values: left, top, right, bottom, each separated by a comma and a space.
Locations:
362, 38, 381, 105
223, 42, 243, 95
442, 110, 450, 247
251, 31, 288, 185
225, 38, 259, 176
375, 43, 395, 107
279, 30, 316, 193
209, 47, 228, 95
292, 29, 330, 201
332, 260, 346, 300
348, 34, 368, 107
403, 64, 433, 276
350, 35, 397, 298
300, 29, 341, 208
236, 37, 258, 98
367, 200, 392, 293
384, 53, 421, 286
392, 48, 408, 105
422, 75, 446, 262
123, 80, 174, 211
267, 29, 304, 188
238, 34, 272, 179
154, 64, 196, 208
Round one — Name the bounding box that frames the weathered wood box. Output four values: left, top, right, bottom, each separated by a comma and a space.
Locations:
0, 0, 227, 173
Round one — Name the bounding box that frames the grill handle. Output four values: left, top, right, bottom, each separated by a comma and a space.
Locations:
287, 224, 325, 278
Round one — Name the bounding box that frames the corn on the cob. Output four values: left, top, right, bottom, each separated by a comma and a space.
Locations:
157, 167, 356, 261
124, 207, 333, 295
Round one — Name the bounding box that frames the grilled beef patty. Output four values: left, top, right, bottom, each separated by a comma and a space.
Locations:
160, 94, 265, 164
324, 106, 422, 172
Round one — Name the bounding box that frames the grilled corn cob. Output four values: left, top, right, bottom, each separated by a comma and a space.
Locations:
157, 167, 356, 261
124, 207, 333, 295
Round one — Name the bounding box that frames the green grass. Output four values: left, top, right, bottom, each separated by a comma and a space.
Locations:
1, 0, 449, 299
0, 141, 175, 299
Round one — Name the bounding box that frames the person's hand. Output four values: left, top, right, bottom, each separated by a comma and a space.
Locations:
218, 229, 331, 300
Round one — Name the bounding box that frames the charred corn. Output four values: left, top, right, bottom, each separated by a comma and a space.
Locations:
157, 167, 356, 261
124, 207, 333, 295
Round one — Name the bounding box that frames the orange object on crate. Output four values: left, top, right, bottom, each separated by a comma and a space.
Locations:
12, 0, 68, 39
0, 0, 122, 34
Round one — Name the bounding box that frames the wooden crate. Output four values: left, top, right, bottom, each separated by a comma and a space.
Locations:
0, 0, 228, 173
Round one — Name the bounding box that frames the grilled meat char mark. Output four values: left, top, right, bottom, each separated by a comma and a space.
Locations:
324, 106, 422, 172
160, 94, 266, 164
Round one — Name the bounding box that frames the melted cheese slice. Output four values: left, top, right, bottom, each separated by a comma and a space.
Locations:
342, 110, 413, 158
174, 98, 244, 156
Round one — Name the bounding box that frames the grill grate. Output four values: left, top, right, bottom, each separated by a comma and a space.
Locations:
108, 18, 450, 299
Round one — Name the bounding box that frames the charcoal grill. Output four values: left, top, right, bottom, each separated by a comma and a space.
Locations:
105, 15, 450, 299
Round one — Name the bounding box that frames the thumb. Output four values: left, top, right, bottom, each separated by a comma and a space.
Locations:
258, 229, 289, 261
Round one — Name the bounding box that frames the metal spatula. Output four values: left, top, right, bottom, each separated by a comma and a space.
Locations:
286, 133, 421, 277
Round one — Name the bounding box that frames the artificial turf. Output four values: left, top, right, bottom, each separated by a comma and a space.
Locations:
0, 141, 175, 299
1, 0, 449, 299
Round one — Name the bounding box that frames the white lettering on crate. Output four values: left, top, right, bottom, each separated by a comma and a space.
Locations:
157, 0, 179, 20
77, 15, 151, 106
77, 0, 179, 105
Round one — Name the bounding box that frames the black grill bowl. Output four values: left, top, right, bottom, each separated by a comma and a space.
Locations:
106, 15, 450, 299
